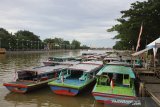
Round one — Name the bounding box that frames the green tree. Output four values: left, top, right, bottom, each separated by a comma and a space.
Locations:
81, 45, 90, 49
108, 0, 160, 50
0, 28, 13, 50
15, 30, 41, 50
71, 40, 81, 49
63, 40, 70, 49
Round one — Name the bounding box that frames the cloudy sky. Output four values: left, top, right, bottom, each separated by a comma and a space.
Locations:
0, 0, 145, 48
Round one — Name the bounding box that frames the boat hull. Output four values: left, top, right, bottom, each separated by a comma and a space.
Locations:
4, 83, 28, 93
49, 79, 96, 96
43, 62, 56, 66
92, 92, 140, 106
3, 79, 54, 93
50, 86, 79, 96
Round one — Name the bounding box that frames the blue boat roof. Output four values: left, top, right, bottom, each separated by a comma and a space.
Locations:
97, 65, 135, 78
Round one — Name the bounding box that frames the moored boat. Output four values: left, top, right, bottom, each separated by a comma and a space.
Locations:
43, 57, 81, 66
92, 65, 141, 106
48, 61, 103, 96
43, 57, 69, 66
3, 65, 69, 93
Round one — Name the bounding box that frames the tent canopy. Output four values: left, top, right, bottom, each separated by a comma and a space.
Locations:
131, 48, 149, 56
146, 37, 160, 49
132, 37, 160, 57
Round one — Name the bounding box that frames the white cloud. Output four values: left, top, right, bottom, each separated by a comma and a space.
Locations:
0, 0, 145, 47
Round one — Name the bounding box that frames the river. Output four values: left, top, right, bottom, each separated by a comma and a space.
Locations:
0, 50, 105, 107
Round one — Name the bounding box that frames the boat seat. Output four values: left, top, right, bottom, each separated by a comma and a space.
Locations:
63, 74, 71, 79
123, 79, 130, 86
100, 77, 108, 85
79, 75, 87, 81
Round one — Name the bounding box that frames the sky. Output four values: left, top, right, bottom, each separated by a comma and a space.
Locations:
0, 0, 145, 48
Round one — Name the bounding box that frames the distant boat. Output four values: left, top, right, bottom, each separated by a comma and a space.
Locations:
48, 61, 103, 96
43, 57, 81, 66
3, 65, 70, 93
92, 65, 141, 106
0, 48, 6, 54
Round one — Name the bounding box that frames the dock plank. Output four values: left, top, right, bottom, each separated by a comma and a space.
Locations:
140, 76, 160, 84
145, 84, 160, 106
145, 84, 160, 93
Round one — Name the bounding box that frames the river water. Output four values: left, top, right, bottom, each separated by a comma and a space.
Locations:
0, 50, 104, 107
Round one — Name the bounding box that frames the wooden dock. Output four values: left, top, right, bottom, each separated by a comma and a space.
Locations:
136, 68, 160, 106
140, 76, 160, 84
145, 84, 160, 106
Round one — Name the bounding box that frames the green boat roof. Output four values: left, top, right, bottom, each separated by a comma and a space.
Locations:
97, 65, 135, 78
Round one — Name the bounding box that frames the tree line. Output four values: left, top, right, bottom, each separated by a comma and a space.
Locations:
0, 28, 89, 50
108, 0, 160, 50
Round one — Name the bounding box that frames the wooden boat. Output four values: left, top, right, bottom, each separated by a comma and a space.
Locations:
0, 48, 6, 54
3, 65, 69, 93
43, 57, 81, 66
43, 57, 69, 66
48, 61, 103, 96
107, 61, 132, 67
92, 65, 141, 106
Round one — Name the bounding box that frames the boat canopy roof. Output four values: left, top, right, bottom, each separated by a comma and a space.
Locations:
67, 62, 101, 72
81, 61, 103, 65
49, 56, 76, 60
104, 57, 119, 61
107, 61, 131, 67
60, 61, 80, 65
97, 65, 135, 78
19, 65, 70, 75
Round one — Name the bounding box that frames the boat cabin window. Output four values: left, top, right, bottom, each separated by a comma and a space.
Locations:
126, 60, 131, 63
89, 72, 95, 78
59, 69, 83, 79
123, 74, 130, 87
48, 57, 54, 61
98, 73, 131, 87
69, 70, 83, 79
18, 71, 37, 80
54, 58, 64, 62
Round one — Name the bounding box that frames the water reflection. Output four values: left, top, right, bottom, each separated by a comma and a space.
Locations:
4, 87, 102, 107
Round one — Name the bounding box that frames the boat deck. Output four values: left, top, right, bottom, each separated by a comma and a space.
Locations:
49, 79, 87, 89
93, 85, 135, 96
56, 79, 85, 86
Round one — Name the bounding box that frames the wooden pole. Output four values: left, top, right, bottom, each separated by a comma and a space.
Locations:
139, 82, 145, 97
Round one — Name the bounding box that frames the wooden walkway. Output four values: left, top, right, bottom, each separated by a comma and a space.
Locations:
135, 67, 160, 106
140, 76, 160, 84
145, 84, 160, 106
